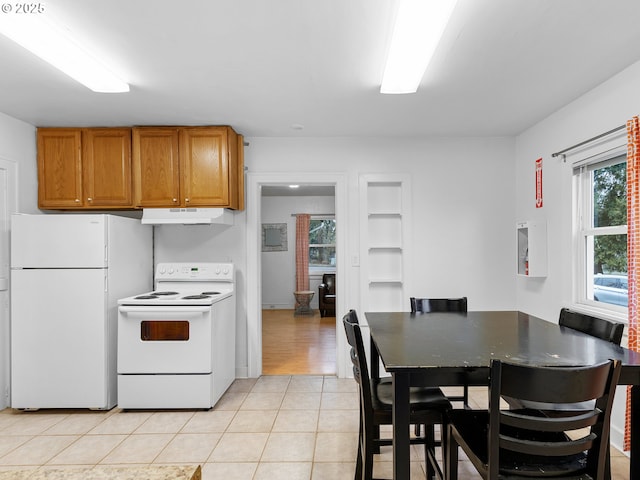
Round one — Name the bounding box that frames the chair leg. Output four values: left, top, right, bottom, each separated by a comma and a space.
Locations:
440, 418, 448, 480
372, 423, 381, 454
445, 424, 458, 480
363, 438, 374, 480
356, 417, 364, 480
463, 385, 470, 409
424, 424, 436, 480
362, 419, 375, 480
604, 443, 612, 480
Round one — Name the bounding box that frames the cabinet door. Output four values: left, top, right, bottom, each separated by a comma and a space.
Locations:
37, 128, 83, 209
180, 127, 231, 207
133, 127, 180, 207
82, 128, 133, 208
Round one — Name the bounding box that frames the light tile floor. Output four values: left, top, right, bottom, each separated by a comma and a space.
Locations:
0, 378, 631, 479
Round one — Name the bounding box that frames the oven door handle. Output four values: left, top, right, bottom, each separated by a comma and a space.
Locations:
119, 306, 212, 314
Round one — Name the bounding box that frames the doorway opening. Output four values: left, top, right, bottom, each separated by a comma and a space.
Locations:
246, 171, 348, 379
260, 184, 336, 375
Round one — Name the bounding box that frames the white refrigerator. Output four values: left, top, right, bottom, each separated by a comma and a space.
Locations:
10, 214, 152, 409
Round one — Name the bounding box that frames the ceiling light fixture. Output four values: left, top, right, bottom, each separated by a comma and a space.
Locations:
0, 13, 129, 93
380, 0, 458, 94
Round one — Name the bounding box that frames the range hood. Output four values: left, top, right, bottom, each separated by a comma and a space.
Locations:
141, 208, 234, 225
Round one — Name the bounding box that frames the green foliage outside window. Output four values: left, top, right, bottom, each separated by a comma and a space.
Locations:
593, 162, 627, 274
309, 219, 336, 267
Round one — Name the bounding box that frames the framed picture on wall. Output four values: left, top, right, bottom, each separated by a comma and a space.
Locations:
262, 223, 288, 252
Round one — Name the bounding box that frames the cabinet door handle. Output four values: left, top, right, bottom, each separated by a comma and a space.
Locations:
185, 198, 190, 203
172, 198, 177, 202
87, 198, 93, 202
75, 199, 80, 203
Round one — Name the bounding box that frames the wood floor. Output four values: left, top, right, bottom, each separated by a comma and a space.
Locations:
262, 309, 337, 375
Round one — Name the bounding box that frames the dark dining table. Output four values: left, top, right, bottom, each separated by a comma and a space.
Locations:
365, 310, 640, 480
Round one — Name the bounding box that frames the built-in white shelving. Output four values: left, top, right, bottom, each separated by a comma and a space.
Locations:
360, 174, 411, 312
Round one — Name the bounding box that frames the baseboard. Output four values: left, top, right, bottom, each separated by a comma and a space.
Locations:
610, 421, 630, 456
235, 366, 249, 378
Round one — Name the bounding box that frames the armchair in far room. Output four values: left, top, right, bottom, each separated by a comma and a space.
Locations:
318, 273, 336, 317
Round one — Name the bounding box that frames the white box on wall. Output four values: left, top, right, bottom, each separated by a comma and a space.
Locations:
517, 220, 547, 277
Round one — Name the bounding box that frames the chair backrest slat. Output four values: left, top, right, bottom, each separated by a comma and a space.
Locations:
559, 307, 624, 345
410, 296, 468, 313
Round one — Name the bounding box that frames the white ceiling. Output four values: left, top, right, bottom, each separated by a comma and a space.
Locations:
2, 0, 640, 138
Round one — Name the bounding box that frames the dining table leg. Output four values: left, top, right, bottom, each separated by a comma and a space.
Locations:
392, 372, 411, 480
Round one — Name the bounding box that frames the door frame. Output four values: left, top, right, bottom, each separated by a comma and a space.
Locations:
246, 171, 348, 378
0, 156, 18, 409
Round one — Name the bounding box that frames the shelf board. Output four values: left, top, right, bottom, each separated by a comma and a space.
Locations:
368, 278, 403, 284
368, 212, 402, 217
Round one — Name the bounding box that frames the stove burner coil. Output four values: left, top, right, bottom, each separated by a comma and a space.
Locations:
201, 291, 221, 295
134, 295, 159, 300
151, 291, 179, 296
182, 294, 213, 300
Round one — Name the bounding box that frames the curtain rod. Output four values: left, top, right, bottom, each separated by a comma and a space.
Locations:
551, 124, 625, 158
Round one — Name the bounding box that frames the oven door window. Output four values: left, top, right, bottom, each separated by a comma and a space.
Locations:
141, 321, 189, 341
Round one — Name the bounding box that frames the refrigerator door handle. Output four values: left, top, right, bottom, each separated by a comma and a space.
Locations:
0, 277, 7, 291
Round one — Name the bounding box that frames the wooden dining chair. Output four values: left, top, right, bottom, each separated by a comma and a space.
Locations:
410, 297, 470, 411
343, 311, 452, 480
446, 358, 621, 480
506, 308, 625, 411
501, 308, 625, 480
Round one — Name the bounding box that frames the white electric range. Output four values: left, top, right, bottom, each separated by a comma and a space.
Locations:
117, 262, 236, 409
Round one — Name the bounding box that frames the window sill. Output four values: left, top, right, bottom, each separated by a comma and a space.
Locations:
309, 267, 336, 275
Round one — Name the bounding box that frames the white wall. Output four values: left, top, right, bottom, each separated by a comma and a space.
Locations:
514, 58, 640, 453
246, 136, 516, 312
261, 195, 336, 309
0, 112, 38, 214
0, 112, 37, 409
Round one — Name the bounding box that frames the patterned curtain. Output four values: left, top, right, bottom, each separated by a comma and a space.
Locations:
295, 214, 310, 292
625, 115, 640, 451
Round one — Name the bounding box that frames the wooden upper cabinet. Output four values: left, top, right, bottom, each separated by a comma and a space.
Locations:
133, 126, 243, 210
132, 127, 181, 207
37, 127, 133, 209
82, 128, 132, 207
37, 128, 83, 209
181, 127, 233, 207
38, 125, 244, 211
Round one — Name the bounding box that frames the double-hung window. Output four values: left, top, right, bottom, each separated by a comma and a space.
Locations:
573, 150, 627, 313
309, 217, 336, 268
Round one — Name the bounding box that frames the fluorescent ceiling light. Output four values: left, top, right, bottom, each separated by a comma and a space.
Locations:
0, 13, 129, 93
380, 0, 458, 94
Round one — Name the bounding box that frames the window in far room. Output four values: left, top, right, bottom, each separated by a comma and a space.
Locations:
309, 217, 336, 268
574, 151, 627, 313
